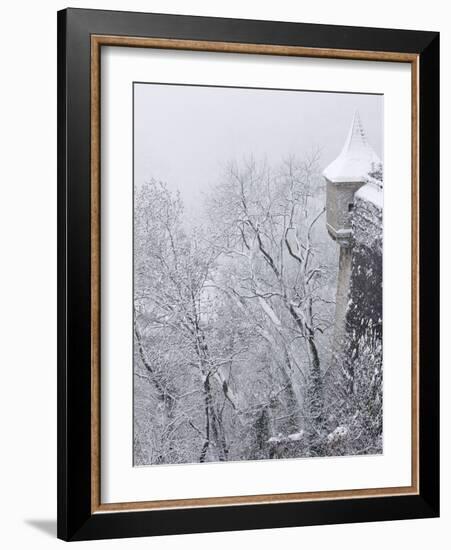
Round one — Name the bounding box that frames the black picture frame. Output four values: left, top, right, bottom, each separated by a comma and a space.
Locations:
57, 7, 439, 541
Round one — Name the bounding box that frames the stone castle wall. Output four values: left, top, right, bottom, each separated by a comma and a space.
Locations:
330, 182, 383, 389
345, 185, 383, 344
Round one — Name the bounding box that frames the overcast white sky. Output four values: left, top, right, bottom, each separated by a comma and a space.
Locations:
134, 83, 383, 213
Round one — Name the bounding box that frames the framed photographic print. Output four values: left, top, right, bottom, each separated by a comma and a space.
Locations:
57, 8, 439, 541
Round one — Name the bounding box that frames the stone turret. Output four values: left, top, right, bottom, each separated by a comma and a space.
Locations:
323, 111, 380, 247
324, 112, 383, 379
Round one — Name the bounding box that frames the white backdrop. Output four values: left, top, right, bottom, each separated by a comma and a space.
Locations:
0, 0, 448, 548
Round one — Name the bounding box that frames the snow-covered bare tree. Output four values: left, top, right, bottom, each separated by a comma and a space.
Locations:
134, 180, 249, 463
207, 155, 337, 455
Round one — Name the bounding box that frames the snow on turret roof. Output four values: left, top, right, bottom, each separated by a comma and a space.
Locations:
323, 111, 381, 183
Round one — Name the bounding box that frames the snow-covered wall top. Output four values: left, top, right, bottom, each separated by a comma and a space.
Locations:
352, 187, 383, 254
355, 179, 383, 210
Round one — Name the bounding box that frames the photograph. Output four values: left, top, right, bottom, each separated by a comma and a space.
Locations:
133, 83, 384, 466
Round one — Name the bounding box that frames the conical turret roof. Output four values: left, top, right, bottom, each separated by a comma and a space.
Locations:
323, 111, 381, 183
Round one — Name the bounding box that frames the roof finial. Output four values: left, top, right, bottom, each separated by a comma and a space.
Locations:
351, 110, 367, 146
